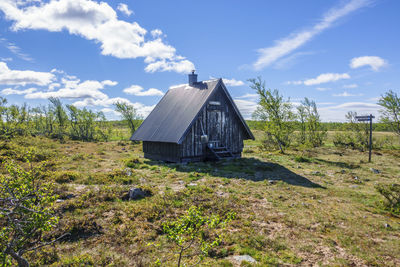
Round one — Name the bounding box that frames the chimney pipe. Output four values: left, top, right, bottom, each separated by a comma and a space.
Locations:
188, 70, 197, 85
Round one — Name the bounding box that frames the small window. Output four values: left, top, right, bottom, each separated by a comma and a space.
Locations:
209, 101, 220, 106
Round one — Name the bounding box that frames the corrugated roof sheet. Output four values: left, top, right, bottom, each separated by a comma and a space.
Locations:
130, 78, 254, 143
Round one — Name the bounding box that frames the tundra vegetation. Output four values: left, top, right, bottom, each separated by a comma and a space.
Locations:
0, 88, 399, 266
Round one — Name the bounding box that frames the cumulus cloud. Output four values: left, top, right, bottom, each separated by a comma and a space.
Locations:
350, 56, 387, 71
222, 78, 245, 87
117, 3, 132, 16
0, 62, 55, 86
25, 79, 115, 99
145, 58, 194, 73
123, 84, 164, 96
289, 73, 350, 86
1, 87, 36, 95
73, 97, 155, 117
253, 0, 370, 70
0, 0, 194, 73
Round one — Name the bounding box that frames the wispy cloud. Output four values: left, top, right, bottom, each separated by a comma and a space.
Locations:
0, 38, 33, 62
288, 73, 350, 86
343, 83, 358, 88
316, 87, 330, 91
253, 0, 370, 70
319, 102, 380, 122
350, 56, 387, 71
333, 91, 363, 97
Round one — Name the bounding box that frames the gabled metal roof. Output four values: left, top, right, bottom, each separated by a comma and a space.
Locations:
130, 78, 254, 143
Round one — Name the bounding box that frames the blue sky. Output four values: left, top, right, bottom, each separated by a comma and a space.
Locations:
0, 0, 399, 121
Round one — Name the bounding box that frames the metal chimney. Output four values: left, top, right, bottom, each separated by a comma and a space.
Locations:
188, 70, 197, 85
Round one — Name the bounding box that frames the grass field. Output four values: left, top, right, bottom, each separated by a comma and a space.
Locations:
1, 129, 400, 266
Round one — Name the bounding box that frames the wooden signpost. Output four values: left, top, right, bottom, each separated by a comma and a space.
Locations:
355, 114, 375, 162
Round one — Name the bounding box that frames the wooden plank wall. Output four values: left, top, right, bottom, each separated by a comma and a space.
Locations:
143, 141, 180, 162
181, 86, 245, 159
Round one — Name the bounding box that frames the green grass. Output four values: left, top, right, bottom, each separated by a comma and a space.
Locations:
1, 130, 399, 266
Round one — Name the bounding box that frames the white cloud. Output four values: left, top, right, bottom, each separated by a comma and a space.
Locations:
316, 87, 330, 91
117, 3, 132, 16
123, 84, 164, 96
350, 56, 387, 71
253, 0, 370, 70
151, 29, 163, 38
0, 38, 33, 62
0, 62, 55, 86
289, 73, 350, 86
343, 83, 358, 88
144, 58, 194, 73
0, 0, 194, 73
319, 102, 380, 122
0, 57, 12, 62
25, 79, 116, 99
234, 99, 259, 119
332, 91, 363, 97
1, 87, 36, 95
222, 78, 245, 87
235, 93, 258, 100
73, 97, 155, 117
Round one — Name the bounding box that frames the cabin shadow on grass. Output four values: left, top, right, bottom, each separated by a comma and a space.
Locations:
147, 157, 325, 188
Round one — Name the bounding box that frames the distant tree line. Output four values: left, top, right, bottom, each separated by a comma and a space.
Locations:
249, 77, 400, 152
0, 97, 141, 142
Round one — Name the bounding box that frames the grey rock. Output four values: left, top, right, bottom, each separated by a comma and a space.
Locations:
268, 180, 276, 184
128, 188, 148, 200
370, 168, 380, 174
187, 182, 197, 187
56, 199, 64, 203
230, 255, 257, 263
124, 168, 132, 176
384, 223, 391, 228
312, 171, 321, 175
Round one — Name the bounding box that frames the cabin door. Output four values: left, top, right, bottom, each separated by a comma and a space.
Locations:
207, 110, 223, 147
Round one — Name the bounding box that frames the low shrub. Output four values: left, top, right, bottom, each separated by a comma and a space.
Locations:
375, 183, 400, 214
55, 171, 80, 183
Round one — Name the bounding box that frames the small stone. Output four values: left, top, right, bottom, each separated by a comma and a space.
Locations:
349, 185, 359, 189
268, 180, 276, 184
187, 183, 197, 187
354, 176, 360, 181
127, 188, 150, 200
230, 255, 257, 264
56, 199, 64, 203
384, 223, 391, 228
312, 171, 321, 175
370, 168, 380, 174
297, 165, 302, 169
124, 168, 132, 176
340, 170, 346, 174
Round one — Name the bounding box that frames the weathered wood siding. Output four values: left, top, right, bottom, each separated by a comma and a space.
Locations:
143, 141, 180, 162
180, 85, 246, 159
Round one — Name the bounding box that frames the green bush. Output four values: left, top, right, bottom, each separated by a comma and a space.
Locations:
375, 183, 400, 214
55, 171, 80, 183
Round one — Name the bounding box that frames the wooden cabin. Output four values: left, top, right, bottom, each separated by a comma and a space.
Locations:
130, 72, 254, 163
